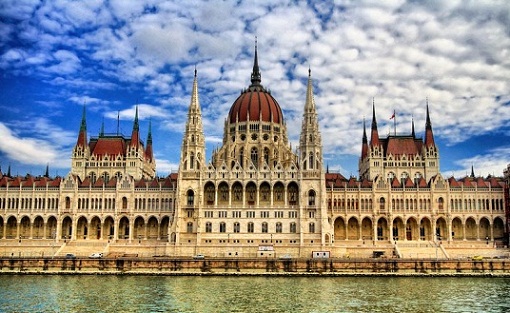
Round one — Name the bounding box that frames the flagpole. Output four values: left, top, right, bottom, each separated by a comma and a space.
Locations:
393, 110, 396, 135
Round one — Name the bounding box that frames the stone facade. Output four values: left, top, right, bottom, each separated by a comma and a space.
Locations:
0, 50, 507, 258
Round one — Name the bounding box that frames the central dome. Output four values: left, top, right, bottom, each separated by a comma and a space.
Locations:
227, 45, 284, 124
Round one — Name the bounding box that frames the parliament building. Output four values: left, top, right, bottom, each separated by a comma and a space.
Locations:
0, 48, 508, 258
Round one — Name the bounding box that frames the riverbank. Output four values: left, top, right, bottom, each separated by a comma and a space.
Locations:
2, 256, 510, 277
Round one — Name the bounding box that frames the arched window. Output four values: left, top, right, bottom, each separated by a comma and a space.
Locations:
308, 190, 316, 206
247, 222, 254, 233
438, 197, 444, 211
219, 222, 226, 233
276, 222, 282, 233
262, 222, 268, 233
239, 148, 244, 167
187, 190, 194, 206
251, 147, 258, 168
190, 153, 194, 169
387, 172, 395, 183
102, 172, 110, 183
400, 172, 408, 185
90, 172, 97, 184
379, 197, 385, 211
290, 222, 297, 233
309, 152, 314, 170
309, 222, 315, 233
233, 222, 240, 233
187, 222, 193, 233
205, 222, 212, 233
264, 148, 270, 165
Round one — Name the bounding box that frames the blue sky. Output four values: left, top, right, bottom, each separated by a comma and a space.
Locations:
1, 0, 509, 178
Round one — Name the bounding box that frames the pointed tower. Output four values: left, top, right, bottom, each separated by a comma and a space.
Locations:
361, 119, 368, 160
145, 120, 154, 163
71, 105, 90, 179
299, 68, 323, 174
359, 100, 383, 180
179, 68, 206, 172
423, 101, 439, 179
125, 106, 148, 179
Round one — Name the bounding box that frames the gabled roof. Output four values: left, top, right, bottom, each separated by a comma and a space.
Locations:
380, 136, 424, 159
90, 136, 127, 159
325, 172, 347, 188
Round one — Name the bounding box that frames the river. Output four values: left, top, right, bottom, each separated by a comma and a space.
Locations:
0, 275, 508, 312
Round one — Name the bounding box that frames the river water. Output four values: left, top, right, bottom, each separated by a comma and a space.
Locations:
0, 275, 508, 312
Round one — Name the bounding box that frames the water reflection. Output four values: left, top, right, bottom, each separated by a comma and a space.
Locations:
0, 275, 509, 312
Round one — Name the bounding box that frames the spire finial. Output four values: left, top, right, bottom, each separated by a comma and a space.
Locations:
133, 105, 139, 131
411, 115, 415, 137
251, 37, 261, 86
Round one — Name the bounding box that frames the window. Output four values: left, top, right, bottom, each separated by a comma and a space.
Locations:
309, 222, 315, 233
219, 222, 226, 233
309, 211, 315, 218
219, 211, 228, 218
247, 222, 254, 233
205, 211, 213, 218
289, 211, 297, 218
233, 222, 240, 233
261, 211, 269, 218
308, 190, 316, 206
262, 222, 268, 233
187, 222, 193, 233
274, 211, 284, 218
233, 211, 242, 218
205, 222, 212, 233
251, 147, 258, 167
187, 190, 194, 206
246, 211, 255, 218
290, 222, 297, 233
276, 222, 282, 233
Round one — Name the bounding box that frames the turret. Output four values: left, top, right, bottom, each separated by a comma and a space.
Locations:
299, 68, 322, 172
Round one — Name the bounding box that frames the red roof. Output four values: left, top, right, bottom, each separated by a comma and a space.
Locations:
325, 172, 347, 188
383, 136, 423, 159
228, 86, 283, 124
90, 137, 127, 159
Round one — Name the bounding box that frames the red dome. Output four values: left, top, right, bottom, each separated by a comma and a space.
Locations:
228, 85, 283, 124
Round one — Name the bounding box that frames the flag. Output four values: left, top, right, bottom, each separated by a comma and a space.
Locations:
390, 111, 395, 119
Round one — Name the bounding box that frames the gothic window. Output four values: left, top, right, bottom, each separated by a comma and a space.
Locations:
400, 172, 409, 185
276, 222, 282, 233
262, 222, 268, 233
290, 222, 297, 233
308, 190, 316, 206
190, 153, 194, 170
274, 183, 284, 203
187, 222, 193, 233
232, 183, 242, 203
438, 197, 444, 211
264, 148, 269, 165
309, 134, 313, 143
309, 222, 315, 233
218, 183, 229, 203
288, 183, 298, 205
248, 222, 254, 233
233, 222, 240, 233
219, 222, 226, 233
191, 135, 195, 142
309, 153, 314, 170
387, 172, 395, 183
379, 197, 385, 211
260, 183, 270, 202
90, 172, 97, 184
205, 183, 215, 204
414, 172, 422, 185
187, 190, 194, 206
251, 147, 258, 168
239, 148, 244, 168
205, 222, 212, 233
246, 183, 256, 203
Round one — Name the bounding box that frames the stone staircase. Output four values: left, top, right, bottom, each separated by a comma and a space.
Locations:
394, 241, 448, 259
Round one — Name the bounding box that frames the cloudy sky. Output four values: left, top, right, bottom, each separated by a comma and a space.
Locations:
1, 0, 509, 179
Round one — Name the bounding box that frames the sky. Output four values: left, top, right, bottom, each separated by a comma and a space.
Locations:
0, 0, 509, 179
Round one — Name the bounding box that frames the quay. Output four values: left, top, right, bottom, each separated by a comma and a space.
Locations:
2, 256, 510, 277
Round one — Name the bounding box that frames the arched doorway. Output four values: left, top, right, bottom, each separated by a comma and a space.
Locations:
479, 217, 490, 240
6, 216, 17, 239
333, 217, 346, 240
46, 216, 57, 239
103, 216, 115, 240
61, 216, 73, 240
20, 216, 30, 238
147, 216, 158, 239
76, 216, 88, 239
347, 217, 359, 240
160, 216, 170, 241
392, 217, 405, 241
118, 216, 130, 240
465, 217, 477, 240
133, 216, 145, 240
376, 218, 388, 241
33, 216, 44, 239
493, 217, 505, 240
361, 217, 373, 241
90, 216, 101, 239
419, 217, 432, 241
435, 217, 448, 240
406, 217, 418, 241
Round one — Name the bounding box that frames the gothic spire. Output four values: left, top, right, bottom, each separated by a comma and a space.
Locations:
130, 106, 140, 147
76, 105, 87, 147
370, 99, 380, 146
250, 37, 261, 86
145, 119, 154, 162
411, 116, 415, 138
424, 101, 435, 147
361, 118, 368, 159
